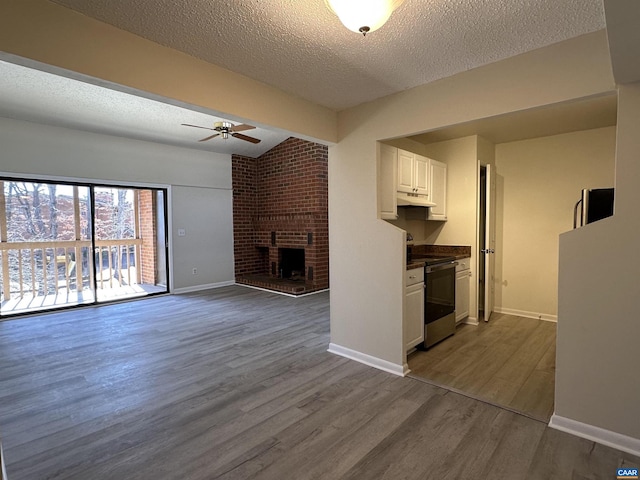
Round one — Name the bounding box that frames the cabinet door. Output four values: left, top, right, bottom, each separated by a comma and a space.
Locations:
379, 144, 398, 219
428, 159, 447, 221
414, 155, 430, 196
404, 282, 425, 350
456, 270, 470, 322
397, 149, 415, 194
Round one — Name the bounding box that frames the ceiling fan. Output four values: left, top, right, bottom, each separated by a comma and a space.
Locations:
181, 121, 261, 144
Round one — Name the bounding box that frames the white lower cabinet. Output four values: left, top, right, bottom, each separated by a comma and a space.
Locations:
404, 267, 425, 351
455, 258, 471, 322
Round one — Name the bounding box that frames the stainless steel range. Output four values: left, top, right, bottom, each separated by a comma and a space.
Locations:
418, 256, 457, 348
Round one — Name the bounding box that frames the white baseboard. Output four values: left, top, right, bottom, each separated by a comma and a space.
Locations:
328, 343, 408, 377
236, 283, 330, 298
549, 414, 640, 457
462, 316, 479, 326
493, 307, 557, 322
173, 280, 235, 294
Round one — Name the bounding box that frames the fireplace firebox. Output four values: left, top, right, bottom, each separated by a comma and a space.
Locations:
279, 248, 305, 280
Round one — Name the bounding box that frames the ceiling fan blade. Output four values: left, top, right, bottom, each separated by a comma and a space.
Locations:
198, 133, 220, 142
230, 124, 255, 132
232, 132, 261, 144
182, 123, 216, 131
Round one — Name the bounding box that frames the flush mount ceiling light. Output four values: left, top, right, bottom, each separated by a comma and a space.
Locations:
325, 0, 405, 36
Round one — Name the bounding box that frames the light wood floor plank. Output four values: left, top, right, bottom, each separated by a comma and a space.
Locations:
409, 314, 557, 421
0, 286, 637, 479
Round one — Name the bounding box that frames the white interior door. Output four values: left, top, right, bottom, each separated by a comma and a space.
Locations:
484, 164, 496, 322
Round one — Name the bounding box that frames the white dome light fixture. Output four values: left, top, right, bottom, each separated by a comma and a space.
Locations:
325, 0, 405, 36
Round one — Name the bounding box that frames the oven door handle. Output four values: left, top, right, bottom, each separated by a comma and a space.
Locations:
426, 261, 457, 273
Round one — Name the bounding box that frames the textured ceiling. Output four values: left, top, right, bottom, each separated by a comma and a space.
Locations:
0, 60, 289, 158
50, 0, 606, 111
0, 1, 610, 158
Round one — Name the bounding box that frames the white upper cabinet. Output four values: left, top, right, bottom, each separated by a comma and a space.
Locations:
378, 143, 398, 220
397, 149, 415, 194
427, 159, 447, 221
414, 154, 430, 196
397, 149, 430, 197
378, 145, 446, 218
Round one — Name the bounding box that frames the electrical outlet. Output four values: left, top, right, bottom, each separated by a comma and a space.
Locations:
192, 268, 197, 275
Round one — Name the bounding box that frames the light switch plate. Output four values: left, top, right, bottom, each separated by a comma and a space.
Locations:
177, 228, 186, 237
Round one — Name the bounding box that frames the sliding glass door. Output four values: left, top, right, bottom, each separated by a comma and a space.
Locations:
0, 179, 168, 317
93, 187, 167, 302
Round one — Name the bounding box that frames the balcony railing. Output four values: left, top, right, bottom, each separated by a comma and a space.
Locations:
0, 238, 143, 302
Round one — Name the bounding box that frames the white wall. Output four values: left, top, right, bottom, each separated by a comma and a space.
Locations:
494, 127, 616, 320
555, 83, 640, 448
0, 116, 235, 291
171, 186, 234, 291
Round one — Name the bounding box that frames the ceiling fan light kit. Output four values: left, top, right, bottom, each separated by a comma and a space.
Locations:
181, 121, 261, 144
325, 0, 405, 36
218, 121, 230, 139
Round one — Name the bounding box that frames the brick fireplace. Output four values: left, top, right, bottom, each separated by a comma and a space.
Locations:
232, 137, 328, 295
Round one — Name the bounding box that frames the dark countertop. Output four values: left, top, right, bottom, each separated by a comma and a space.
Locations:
406, 256, 469, 270
411, 244, 471, 257
406, 260, 428, 270
406, 245, 471, 270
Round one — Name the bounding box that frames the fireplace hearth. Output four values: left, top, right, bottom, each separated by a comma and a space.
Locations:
235, 235, 325, 295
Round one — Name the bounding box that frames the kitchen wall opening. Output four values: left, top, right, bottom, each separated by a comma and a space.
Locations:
0, 177, 169, 317
383, 97, 617, 424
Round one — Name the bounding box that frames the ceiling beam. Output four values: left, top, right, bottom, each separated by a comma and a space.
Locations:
0, 0, 337, 144
604, 0, 640, 85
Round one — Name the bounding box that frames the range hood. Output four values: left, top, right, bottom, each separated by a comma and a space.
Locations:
397, 192, 436, 207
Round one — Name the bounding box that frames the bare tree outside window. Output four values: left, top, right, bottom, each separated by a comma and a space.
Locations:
1, 180, 167, 315
2, 182, 89, 297
94, 187, 136, 285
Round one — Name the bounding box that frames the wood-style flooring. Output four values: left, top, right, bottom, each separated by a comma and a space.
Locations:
0, 286, 638, 479
408, 313, 556, 422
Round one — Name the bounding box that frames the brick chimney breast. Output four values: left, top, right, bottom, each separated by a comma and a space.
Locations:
232, 138, 328, 294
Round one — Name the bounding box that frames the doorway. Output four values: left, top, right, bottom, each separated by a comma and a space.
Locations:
479, 166, 486, 318
0, 178, 169, 317
479, 164, 495, 322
